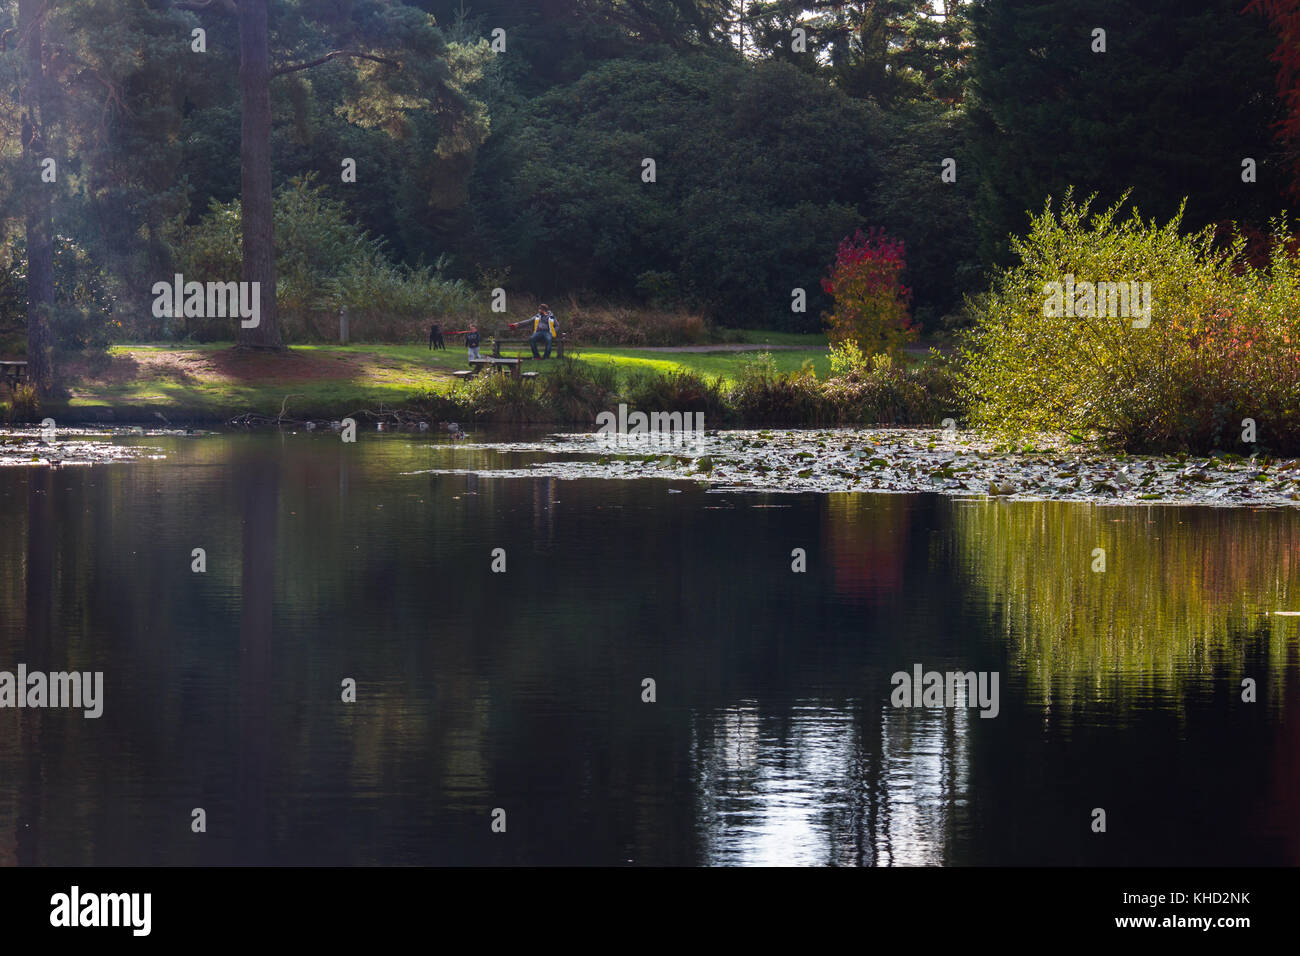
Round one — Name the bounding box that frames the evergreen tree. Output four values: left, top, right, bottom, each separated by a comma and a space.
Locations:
15, 0, 53, 390
968, 0, 1284, 265
176, 0, 490, 350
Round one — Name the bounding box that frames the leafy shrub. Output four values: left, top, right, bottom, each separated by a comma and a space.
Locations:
322, 256, 476, 341
822, 351, 957, 425
959, 190, 1300, 453
173, 175, 475, 343
410, 387, 471, 423
726, 352, 826, 424
623, 368, 726, 421
543, 358, 619, 421
452, 371, 546, 422
828, 338, 871, 377
4, 382, 39, 422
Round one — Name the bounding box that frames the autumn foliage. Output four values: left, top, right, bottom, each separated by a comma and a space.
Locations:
821, 228, 916, 358
1248, 0, 1300, 199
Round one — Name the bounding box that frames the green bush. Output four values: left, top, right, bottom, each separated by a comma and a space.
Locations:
623, 368, 727, 422
4, 382, 40, 422
726, 352, 826, 424
322, 255, 476, 340
451, 372, 546, 423
821, 351, 957, 425
543, 358, 619, 422
0, 236, 115, 352
173, 175, 475, 343
959, 191, 1300, 454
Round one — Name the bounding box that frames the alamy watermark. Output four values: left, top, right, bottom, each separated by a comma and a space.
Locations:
1043, 274, 1152, 328
890, 663, 1000, 718
50, 886, 150, 936
595, 404, 706, 446
151, 273, 260, 328
0, 665, 103, 718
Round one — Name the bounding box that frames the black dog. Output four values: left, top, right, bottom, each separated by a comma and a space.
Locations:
428, 323, 446, 350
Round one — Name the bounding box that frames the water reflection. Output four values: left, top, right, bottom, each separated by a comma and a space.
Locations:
0, 432, 1296, 865
693, 699, 971, 866
947, 500, 1300, 716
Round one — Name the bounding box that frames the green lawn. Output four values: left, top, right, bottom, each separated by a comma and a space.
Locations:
45, 336, 850, 421
56, 342, 462, 420
731, 330, 830, 347
570, 346, 828, 382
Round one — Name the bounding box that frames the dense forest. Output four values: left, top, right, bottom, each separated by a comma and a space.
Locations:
1, 1, 1296, 376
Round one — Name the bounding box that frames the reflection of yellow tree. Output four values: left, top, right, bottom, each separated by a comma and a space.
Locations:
951, 501, 1300, 713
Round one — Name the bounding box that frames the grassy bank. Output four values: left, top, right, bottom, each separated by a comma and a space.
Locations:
6, 336, 953, 426
412, 348, 955, 428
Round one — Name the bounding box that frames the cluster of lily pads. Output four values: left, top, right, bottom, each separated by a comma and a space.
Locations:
0, 426, 171, 467
424, 428, 1300, 506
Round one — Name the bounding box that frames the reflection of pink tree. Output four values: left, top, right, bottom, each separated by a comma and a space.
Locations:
824, 497, 912, 600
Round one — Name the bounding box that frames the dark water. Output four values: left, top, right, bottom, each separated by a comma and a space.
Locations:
1, 431, 1298, 866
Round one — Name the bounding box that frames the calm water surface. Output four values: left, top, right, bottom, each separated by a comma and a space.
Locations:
1, 431, 1297, 865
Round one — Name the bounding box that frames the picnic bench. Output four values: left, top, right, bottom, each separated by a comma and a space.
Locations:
491, 328, 567, 359
0, 361, 28, 387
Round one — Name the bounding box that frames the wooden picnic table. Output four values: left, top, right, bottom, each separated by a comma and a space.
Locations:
0, 361, 28, 386
467, 356, 528, 380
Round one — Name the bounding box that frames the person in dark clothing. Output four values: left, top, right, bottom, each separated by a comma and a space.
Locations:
448, 324, 483, 360
428, 322, 446, 350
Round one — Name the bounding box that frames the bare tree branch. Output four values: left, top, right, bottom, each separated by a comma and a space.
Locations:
272, 50, 400, 78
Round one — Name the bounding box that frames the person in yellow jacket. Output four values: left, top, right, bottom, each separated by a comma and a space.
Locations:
509, 304, 559, 359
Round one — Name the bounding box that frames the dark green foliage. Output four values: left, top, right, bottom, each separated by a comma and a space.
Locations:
623, 367, 727, 419
871, 103, 980, 328
968, 0, 1286, 266
465, 52, 879, 329
0, 236, 115, 352
543, 356, 620, 419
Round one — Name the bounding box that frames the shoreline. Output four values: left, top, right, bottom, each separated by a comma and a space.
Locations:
7, 424, 1292, 508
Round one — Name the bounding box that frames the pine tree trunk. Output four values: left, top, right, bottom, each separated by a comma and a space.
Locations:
19, 0, 54, 392
237, 0, 283, 349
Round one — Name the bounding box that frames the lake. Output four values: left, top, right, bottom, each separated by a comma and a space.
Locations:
1, 429, 1297, 865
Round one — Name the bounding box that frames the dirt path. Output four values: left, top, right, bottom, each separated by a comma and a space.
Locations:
636, 344, 818, 353
636, 342, 948, 355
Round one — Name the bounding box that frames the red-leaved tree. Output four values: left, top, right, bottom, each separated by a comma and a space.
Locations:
821, 228, 915, 358
1247, 0, 1300, 199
